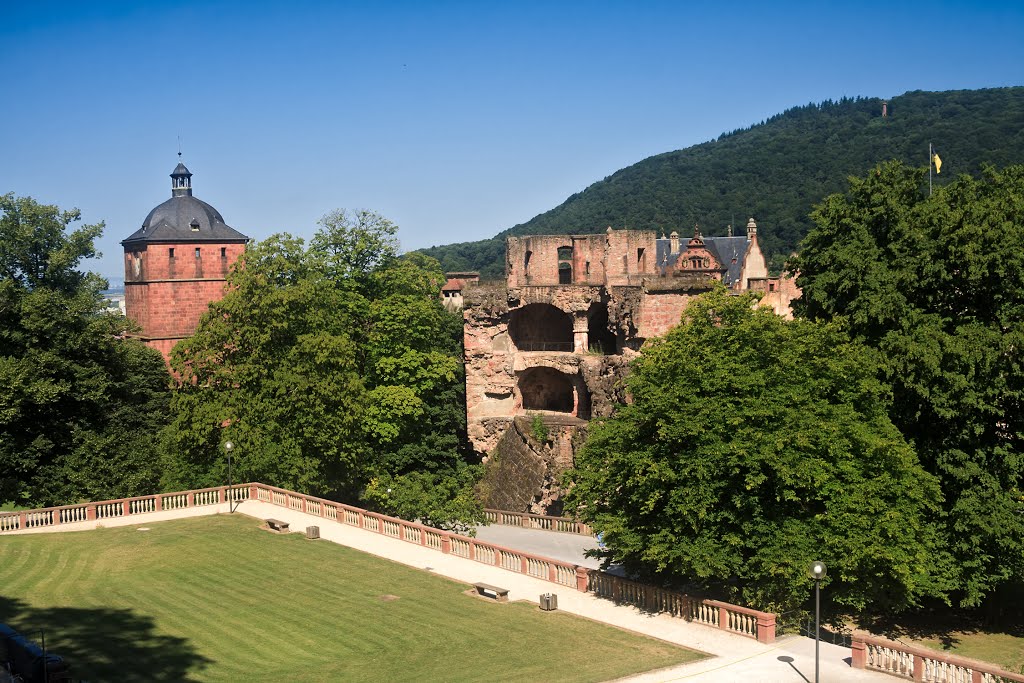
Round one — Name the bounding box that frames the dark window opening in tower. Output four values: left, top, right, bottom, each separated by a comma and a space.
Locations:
195, 247, 201, 259
518, 367, 575, 413
169, 248, 174, 258
221, 247, 227, 258
524, 250, 532, 276
508, 303, 572, 352
190, 218, 200, 232
637, 247, 646, 271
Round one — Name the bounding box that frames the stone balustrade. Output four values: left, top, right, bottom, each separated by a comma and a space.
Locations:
0, 485, 251, 532
852, 633, 1024, 683
483, 508, 594, 536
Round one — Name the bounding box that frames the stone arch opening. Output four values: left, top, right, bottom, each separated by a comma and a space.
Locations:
587, 302, 618, 354
518, 367, 575, 413
508, 304, 573, 352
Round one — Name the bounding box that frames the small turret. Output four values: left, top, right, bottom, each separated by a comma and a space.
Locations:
171, 162, 193, 198
747, 217, 757, 240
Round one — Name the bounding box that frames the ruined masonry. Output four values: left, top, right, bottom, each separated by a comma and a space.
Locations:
464, 221, 799, 515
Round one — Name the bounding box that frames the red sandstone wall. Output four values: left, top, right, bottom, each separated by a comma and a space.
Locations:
636, 292, 696, 339
124, 242, 246, 363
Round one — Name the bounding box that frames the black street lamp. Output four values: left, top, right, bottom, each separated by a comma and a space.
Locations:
224, 441, 234, 513
808, 560, 827, 683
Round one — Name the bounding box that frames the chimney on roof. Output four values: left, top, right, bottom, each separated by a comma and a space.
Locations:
670, 231, 679, 253
746, 218, 757, 240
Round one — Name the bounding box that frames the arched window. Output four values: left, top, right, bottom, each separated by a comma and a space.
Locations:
557, 246, 573, 285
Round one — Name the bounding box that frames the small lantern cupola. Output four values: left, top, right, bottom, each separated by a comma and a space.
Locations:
171, 160, 193, 198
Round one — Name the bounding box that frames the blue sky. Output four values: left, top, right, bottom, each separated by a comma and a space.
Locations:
2, 1, 1022, 280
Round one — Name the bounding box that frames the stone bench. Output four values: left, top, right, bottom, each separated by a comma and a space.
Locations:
472, 582, 509, 602
266, 518, 290, 533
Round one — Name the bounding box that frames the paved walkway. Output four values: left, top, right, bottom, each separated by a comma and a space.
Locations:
9, 502, 890, 682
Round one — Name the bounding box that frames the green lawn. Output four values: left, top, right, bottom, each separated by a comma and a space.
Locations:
915, 633, 1024, 674
0, 515, 703, 682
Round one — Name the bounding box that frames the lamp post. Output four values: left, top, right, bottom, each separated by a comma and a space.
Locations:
808, 561, 827, 683
224, 441, 234, 513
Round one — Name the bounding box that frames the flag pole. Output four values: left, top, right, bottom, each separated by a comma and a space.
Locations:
929, 143, 933, 196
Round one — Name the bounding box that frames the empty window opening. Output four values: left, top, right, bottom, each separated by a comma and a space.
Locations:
190, 218, 200, 232
221, 247, 227, 258
524, 250, 532, 276
769, 282, 776, 292
585, 261, 591, 276
519, 367, 574, 413
587, 302, 618, 355
637, 248, 646, 271
508, 303, 573, 351
194, 247, 201, 258
557, 246, 573, 285
168, 248, 175, 258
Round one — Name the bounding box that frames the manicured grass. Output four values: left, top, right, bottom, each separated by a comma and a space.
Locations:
0, 515, 703, 682
915, 633, 1024, 673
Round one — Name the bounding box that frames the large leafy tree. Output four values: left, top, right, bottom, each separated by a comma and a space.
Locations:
792, 162, 1024, 607
565, 288, 948, 615
162, 211, 482, 527
0, 193, 170, 506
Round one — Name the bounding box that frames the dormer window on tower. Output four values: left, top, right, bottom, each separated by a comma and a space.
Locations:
190, 218, 200, 232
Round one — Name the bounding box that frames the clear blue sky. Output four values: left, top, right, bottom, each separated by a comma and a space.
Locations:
2, 0, 1021, 280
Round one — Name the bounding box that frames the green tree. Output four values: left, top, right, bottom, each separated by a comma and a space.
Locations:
565, 288, 948, 615
162, 212, 483, 527
0, 193, 170, 506
791, 162, 1024, 608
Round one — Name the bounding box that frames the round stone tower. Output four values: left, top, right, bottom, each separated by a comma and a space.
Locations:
122, 161, 249, 362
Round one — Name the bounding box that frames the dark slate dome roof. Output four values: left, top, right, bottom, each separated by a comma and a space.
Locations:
122, 163, 249, 246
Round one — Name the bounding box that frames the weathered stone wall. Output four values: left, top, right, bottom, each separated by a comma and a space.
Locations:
477, 416, 586, 515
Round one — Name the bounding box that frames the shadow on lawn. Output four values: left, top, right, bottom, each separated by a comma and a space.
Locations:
0, 595, 212, 682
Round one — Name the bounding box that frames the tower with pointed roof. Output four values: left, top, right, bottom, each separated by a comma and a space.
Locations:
122, 161, 249, 362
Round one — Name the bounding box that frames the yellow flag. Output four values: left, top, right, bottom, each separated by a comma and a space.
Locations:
933, 153, 942, 174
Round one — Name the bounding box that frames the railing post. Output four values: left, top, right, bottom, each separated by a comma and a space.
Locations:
219, 486, 228, 505
913, 654, 924, 681
187, 491, 195, 507
468, 541, 475, 561
521, 556, 528, 574
718, 605, 729, 632
440, 535, 451, 554
850, 636, 866, 669
51, 509, 60, 526
86, 504, 96, 521
123, 500, 131, 516
971, 672, 983, 683
154, 495, 162, 512
575, 566, 589, 592
548, 564, 556, 583
756, 612, 776, 644
358, 511, 364, 528
249, 484, 258, 501
18, 511, 27, 530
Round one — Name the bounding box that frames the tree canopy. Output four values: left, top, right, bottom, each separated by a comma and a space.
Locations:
161, 210, 482, 528
0, 193, 170, 506
792, 162, 1024, 608
565, 288, 948, 615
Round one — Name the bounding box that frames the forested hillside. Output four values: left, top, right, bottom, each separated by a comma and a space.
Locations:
420, 87, 1024, 278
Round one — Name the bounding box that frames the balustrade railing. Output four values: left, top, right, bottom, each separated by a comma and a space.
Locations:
0, 485, 250, 533
852, 633, 1024, 683
483, 508, 594, 536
